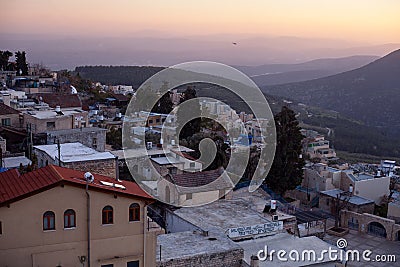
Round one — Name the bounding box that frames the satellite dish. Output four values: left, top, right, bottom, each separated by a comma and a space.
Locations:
84, 172, 94, 183
70, 85, 78, 94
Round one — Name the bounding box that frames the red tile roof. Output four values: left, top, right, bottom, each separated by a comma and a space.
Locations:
0, 165, 153, 206
33, 93, 82, 108
0, 103, 19, 116
166, 168, 228, 188
111, 93, 129, 102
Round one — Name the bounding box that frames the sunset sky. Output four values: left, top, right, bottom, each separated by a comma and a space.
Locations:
1, 0, 400, 43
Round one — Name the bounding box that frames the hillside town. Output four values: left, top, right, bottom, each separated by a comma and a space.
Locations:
1, 53, 400, 267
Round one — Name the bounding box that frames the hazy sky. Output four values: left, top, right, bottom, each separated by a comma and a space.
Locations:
1, 0, 400, 43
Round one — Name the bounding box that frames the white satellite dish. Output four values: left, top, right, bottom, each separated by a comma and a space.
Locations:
84, 172, 94, 183
70, 85, 78, 94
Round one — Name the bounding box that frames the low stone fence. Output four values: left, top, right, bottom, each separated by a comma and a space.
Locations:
341, 210, 400, 241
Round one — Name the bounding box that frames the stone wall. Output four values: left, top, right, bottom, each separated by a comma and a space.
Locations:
319, 194, 374, 215
341, 210, 400, 241
34, 148, 117, 178
65, 159, 117, 178
47, 128, 107, 152
157, 248, 244, 267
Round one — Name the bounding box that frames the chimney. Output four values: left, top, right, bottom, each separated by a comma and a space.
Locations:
250, 255, 259, 267
55, 105, 61, 113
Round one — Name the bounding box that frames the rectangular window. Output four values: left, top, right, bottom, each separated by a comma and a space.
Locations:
0, 221, 2, 235
169, 167, 177, 175
190, 162, 195, 168
101, 265, 114, 267
46, 121, 56, 130
156, 118, 160, 123
186, 193, 192, 200
1, 118, 11, 126
148, 119, 153, 124
127, 261, 139, 267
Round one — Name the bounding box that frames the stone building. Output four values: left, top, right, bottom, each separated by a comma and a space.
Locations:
23, 108, 88, 134
0, 103, 20, 128
47, 127, 107, 152
319, 189, 375, 215
33, 142, 117, 178
341, 210, 400, 241
156, 231, 244, 267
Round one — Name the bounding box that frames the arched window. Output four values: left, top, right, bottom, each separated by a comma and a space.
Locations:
64, 209, 76, 228
43, 211, 55, 230
102, 206, 113, 224
129, 203, 140, 222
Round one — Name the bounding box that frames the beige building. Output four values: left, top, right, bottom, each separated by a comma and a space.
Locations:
157, 168, 234, 206
319, 189, 375, 215
0, 103, 21, 128
298, 163, 390, 206
22, 108, 88, 134
341, 171, 390, 205
301, 129, 337, 162
0, 165, 157, 267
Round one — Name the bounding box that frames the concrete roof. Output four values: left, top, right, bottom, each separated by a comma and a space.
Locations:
47, 127, 107, 135
238, 232, 339, 267
174, 199, 272, 233
24, 109, 85, 119
151, 156, 183, 165
320, 189, 374, 205
2, 156, 31, 169
347, 172, 375, 182
33, 142, 115, 163
121, 146, 194, 159
156, 231, 242, 263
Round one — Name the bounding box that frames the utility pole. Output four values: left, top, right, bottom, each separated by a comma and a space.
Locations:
57, 139, 61, 167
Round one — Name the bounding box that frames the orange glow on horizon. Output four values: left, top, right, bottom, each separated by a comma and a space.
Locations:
1, 0, 399, 44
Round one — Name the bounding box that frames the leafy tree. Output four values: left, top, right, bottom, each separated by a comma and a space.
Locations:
180, 131, 229, 171
15, 51, 28, 75
243, 146, 261, 180
106, 127, 122, 149
264, 106, 305, 195
0, 50, 13, 71
177, 85, 201, 140
152, 89, 173, 114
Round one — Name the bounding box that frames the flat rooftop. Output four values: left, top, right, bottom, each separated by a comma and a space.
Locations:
120, 145, 194, 159
33, 142, 115, 163
238, 232, 338, 267
320, 189, 374, 205
151, 156, 183, 165
24, 109, 85, 119
174, 198, 272, 233
47, 127, 107, 135
2, 156, 31, 169
156, 231, 242, 263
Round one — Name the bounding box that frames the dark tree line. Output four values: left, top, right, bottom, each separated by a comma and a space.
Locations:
244, 106, 305, 196
0, 50, 28, 75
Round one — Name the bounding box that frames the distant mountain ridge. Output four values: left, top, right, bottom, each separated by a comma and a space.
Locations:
236, 55, 379, 86
262, 49, 400, 130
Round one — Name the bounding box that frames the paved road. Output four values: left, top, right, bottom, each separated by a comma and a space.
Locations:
323, 229, 400, 267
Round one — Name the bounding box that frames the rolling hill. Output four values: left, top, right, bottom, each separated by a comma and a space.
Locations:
262, 49, 400, 132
